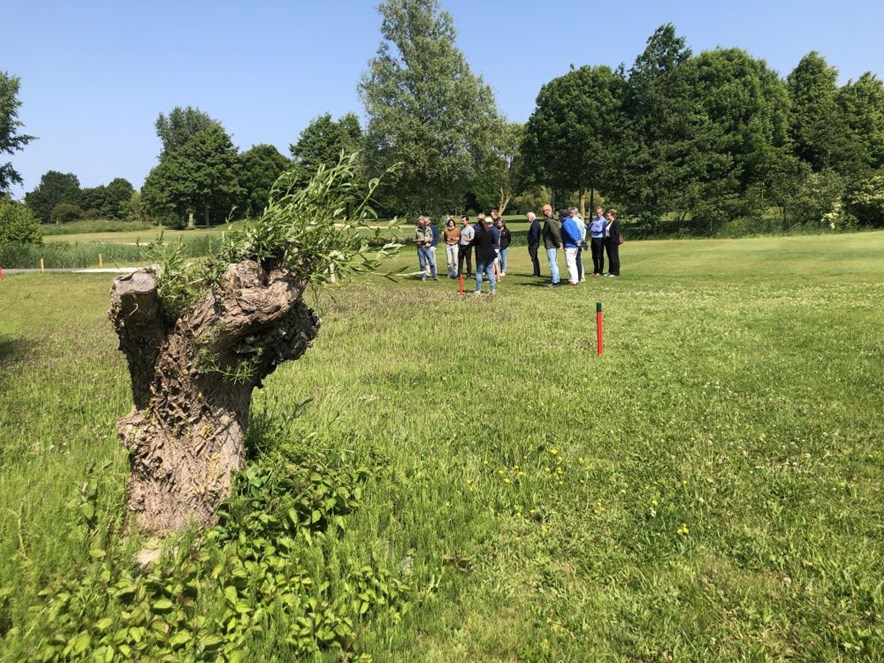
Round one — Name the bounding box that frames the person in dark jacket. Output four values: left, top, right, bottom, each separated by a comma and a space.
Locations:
541, 204, 563, 286
604, 209, 621, 277
472, 216, 498, 295
495, 213, 512, 278
526, 211, 541, 277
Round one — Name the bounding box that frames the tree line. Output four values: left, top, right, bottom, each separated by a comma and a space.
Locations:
2, 0, 883, 241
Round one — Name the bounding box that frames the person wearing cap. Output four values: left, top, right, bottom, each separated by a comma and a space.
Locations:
541, 204, 562, 286
472, 215, 498, 295
458, 215, 474, 277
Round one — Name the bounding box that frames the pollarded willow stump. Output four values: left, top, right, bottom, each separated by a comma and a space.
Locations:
109, 261, 320, 534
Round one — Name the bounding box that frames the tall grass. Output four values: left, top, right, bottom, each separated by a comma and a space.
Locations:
0, 235, 227, 269
0, 233, 881, 660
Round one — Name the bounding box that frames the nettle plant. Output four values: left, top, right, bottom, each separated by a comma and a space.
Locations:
25, 455, 418, 661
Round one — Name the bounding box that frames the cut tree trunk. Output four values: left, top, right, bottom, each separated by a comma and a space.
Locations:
109, 260, 320, 534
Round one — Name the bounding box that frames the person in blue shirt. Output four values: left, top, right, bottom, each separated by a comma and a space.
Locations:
589, 206, 606, 276
560, 208, 583, 285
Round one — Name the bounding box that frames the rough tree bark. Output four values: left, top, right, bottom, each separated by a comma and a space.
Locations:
109, 261, 320, 534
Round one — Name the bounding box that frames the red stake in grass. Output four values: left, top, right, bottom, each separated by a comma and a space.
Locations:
596, 301, 604, 356
458, 273, 465, 294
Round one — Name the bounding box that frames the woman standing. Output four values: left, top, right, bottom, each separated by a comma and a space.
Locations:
604, 209, 621, 277
443, 217, 460, 278
496, 216, 512, 278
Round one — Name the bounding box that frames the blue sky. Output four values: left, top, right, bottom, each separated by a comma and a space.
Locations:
3, 0, 882, 199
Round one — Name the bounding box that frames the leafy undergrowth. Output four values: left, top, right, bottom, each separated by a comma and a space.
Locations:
11, 455, 423, 662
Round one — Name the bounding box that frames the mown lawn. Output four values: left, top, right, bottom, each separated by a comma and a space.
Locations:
0, 232, 881, 661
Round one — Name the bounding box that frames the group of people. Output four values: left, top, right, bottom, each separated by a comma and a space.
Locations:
413, 205, 622, 294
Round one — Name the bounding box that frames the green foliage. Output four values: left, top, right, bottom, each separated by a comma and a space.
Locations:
1, 236, 883, 659
0, 71, 36, 194
25, 171, 82, 223
50, 202, 84, 224
845, 171, 884, 227
155, 106, 217, 158
290, 113, 363, 186
23, 454, 414, 661
0, 197, 42, 245
238, 143, 290, 218
80, 178, 136, 220
359, 0, 504, 215
142, 120, 243, 227
221, 152, 400, 285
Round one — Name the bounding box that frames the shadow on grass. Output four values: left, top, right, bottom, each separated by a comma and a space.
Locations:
0, 336, 32, 368
244, 397, 314, 461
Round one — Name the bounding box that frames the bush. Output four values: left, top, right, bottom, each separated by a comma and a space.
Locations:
845, 172, 884, 228
0, 198, 43, 245
50, 202, 85, 224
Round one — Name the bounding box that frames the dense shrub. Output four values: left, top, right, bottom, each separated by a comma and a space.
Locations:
50, 202, 85, 224
0, 197, 43, 245
845, 172, 884, 227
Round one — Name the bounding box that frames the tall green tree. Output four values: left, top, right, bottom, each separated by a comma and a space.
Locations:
290, 113, 362, 183
838, 72, 884, 173
142, 123, 242, 227
24, 171, 81, 223
787, 52, 860, 174
239, 144, 291, 217
672, 48, 793, 220
0, 72, 36, 194
155, 106, 216, 158
618, 24, 695, 222
359, 0, 503, 215
522, 66, 625, 214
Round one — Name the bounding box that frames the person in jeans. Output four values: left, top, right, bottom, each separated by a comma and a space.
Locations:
589, 206, 606, 276
571, 208, 587, 282
495, 214, 512, 278
560, 208, 582, 285
458, 215, 474, 277
472, 215, 498, 295
604, 209, 621, 277
428, 216, 439, 278
526, 211, 541, 277
541, 204, 562, 286
443, 216, 460, 278
413, 216, 437, 281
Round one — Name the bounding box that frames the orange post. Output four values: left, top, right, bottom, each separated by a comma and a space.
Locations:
596, 302, 604, 356
458, 273, 464, 294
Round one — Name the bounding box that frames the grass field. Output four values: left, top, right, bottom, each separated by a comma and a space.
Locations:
0, 233, 881, 660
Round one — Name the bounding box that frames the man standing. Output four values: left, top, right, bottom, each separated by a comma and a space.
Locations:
472, 215, 498, 295
571, 207, 587, 282
413, 216, 437, 281
589, 206, 606, 276
526, 211, 541, 277
560, 208, 582, 285
541, 204, 562, 286
458, 215, 474, 277
427, 216, 439, 279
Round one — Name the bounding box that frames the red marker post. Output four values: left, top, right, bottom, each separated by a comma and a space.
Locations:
458, 273, 465, 294
596, 302, 603, 356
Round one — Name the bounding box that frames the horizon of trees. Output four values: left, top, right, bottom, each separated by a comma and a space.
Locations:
4, 6, 883, 231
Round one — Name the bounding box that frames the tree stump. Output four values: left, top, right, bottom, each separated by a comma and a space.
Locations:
109, 261, 320, 534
